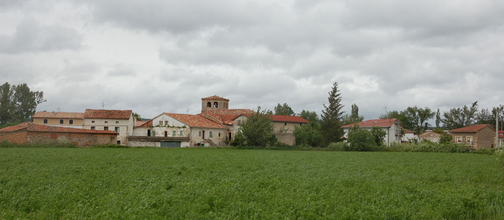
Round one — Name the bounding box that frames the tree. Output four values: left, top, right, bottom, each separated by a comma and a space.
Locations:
370, 126, 386, 146
442, 101, 478, 129
274, 103, 294, 116
342, 103, 364, 125
435, 109, 441, 128
239, 107, 275, 147
293, 123, 322, 147
0, 82, 44, 125
133, 112, 142, 121
381, 106, 434, 134
346, 125, 377, 151
300, 110, 320, 125
0, 83, 14, 125
320, 82, 345, 146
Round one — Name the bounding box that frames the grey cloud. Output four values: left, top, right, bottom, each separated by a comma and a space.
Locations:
0, 18, 82, 54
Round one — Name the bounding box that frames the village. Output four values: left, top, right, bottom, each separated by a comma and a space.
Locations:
0, 95, 501, 149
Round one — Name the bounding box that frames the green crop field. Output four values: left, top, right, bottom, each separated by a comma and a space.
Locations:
1, 148, 503, 219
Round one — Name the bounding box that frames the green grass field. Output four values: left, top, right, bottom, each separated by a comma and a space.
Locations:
1, 148, 503, 219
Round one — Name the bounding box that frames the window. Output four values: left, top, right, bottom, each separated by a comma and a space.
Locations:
60, 119, 64, 124
91, 126, 95, 130
147, 130, 151, 137
218, 133, 221, 137
159, 121, 163, 126
199, 131, 202, 137
173, 131, 176, 137
164, 131, 167, 137
455, 136, 462, 143
237, 120, 241, 126
104, 126, 109, 131
69, 119, 73, 124
105, 121, 108, 123
180, 130, 183, 136
91, 121, 95, 123
214, 102, 218, 108
115, 127, 120, 134
209, 131, 213, 138
207, 102, 211, 107
165, 121, 168, 126
466, 136, 473, 144
43, 119, 48, 124
116, 121, 119, 124
285, 122, 287, 126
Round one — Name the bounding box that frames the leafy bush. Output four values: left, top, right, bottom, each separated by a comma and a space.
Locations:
326, 142, 347, 151
345, 125, 378, 151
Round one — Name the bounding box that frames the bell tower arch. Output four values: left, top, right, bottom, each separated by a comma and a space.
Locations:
201, 95, 229, 112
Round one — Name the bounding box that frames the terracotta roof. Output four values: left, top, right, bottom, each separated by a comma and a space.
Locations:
342, 119, 397, 128
0, 123, 117, 135
202, 109, 254, 125
136, 120, 149, 127
402, 128, 415, 134
84, 109, 132, 119
165, 113, 226, 129
450, 124, 495, 133
270, 115, 310, 123
33, 111, 84, 119
201, 95, 229, 101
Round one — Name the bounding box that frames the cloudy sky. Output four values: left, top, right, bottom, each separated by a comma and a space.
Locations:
1, 0, 503, 121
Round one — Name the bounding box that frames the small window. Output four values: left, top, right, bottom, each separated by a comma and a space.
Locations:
218, 133, 221, 137
285, 122, 287, 126
173, 131, 176, 137
105, 121, 108, 124
69, 119, 74, 125
116, 121, 119, 124
455, 136, 462, 143
159, 121, 163, 126
147, 130, 151, 137
91, 126, 95, 130
60, 119, 64, 124
43, 119, 48, 124
199, 131, 202, 137
165, 121, 168, 126
164, 131, 167, 137
180, 130, 183, 136
237, 120, 241, 126
207, 102, 211, 107
104, 126, 109, 131
115, 127, 119, 134
214, 102, 218, 108
209, 131, 213, 138
91, 121, 95, 123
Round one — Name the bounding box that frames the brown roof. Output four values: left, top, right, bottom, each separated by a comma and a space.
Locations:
270, 115, 310, 123
165, 113, 226, 129
402, 128, 415, 134
201, 95, 229, 101
84, 109, 132, 119
0, 123, 117, 135
202, 109, 254, 125
136, 120, 148, 127
33, 111, 84, 119
450, 124, 495, 133
342, 119, 397, 128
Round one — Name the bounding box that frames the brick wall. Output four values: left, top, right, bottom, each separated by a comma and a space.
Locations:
27, 132, 116, 146
477, 127, 496, 149
0, 131, 28, 144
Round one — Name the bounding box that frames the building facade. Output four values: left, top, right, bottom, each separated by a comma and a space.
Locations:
342, 119, 402, 146
83, 109, 135, 145
450, 124, 495, 149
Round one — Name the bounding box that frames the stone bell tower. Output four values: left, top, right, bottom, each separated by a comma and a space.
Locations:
201, 95, 230, 112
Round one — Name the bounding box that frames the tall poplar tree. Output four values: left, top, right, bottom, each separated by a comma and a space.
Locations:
321, 82, 344, 145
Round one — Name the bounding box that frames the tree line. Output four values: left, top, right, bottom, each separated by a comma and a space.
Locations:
0, 82, 45, 127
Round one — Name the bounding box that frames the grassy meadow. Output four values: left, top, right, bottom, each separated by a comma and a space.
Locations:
1, 148, 504, 219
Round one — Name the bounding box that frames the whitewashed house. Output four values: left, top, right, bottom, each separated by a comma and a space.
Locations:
342, 119, 402, 146
82, 109, 135, 145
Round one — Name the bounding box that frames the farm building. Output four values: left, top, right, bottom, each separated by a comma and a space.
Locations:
418, 131, 441, 143
32, 111, 84, 128
0, 123, 117, 146
450, 124, 495, 149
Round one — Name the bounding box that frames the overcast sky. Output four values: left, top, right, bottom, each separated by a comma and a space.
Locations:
1, 0, 503, 121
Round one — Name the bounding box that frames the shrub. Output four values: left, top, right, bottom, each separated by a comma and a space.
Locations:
326, 142, 347, 151
346, 125, 377, 151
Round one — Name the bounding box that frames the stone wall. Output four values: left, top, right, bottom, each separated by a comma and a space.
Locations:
0, 131, 28, 144
275, 133, 296, 146
26, 132, 116, 146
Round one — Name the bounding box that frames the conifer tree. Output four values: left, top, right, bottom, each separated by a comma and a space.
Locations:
321, 82, 344, 145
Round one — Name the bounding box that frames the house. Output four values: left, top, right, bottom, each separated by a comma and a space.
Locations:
271, 115, 310, 146
32, 111, 84, 128
0, 123, 117, 146
83, 109, 135, 145
342, 119, 402, 146
401, 128, 418, 143
129, 113, 226, 147
418, 131, 441, 143
449, 124, 495, 149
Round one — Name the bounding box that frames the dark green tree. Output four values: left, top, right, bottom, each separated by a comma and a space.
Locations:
0, 82, 15, 125
300, 110, 320, 124
320, 82, 345, 146
345, 125, 377, 151
13, 83, 45, 122
370, 126, 386, 146
133, 112, 142, 121
435, 109, 441, 128
293, 123, 322, 147
274, 103, 295, 116
342, 103, 364, 125
239, 107, 275, 147
442, 101, 478, 129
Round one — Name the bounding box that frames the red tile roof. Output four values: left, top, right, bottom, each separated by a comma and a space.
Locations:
450, 124, 495, 133
342, 119, 397, 128
202, 109, 254, 125
136, 120, 149, 127
0, 123, 117, 134
84, 109, 132, 119
201, 95, 229, 101
402, 128, 415, 134
165, 113, 226, 129
270, 115, 310, 123
33, 111, 84, 119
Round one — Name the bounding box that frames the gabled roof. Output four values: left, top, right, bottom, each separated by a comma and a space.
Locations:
164, 113, 226, 129
0, 123, 117, 134
450, 124, 495, 133
342, 119, 397, 128
418, 131, 441, 137
33, 111, 84, 119
202, 109, 254, 125
201, 95, 229, 101
136, 120, 149, 127
84, 109, 132, 120
270, 115, 309, 123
